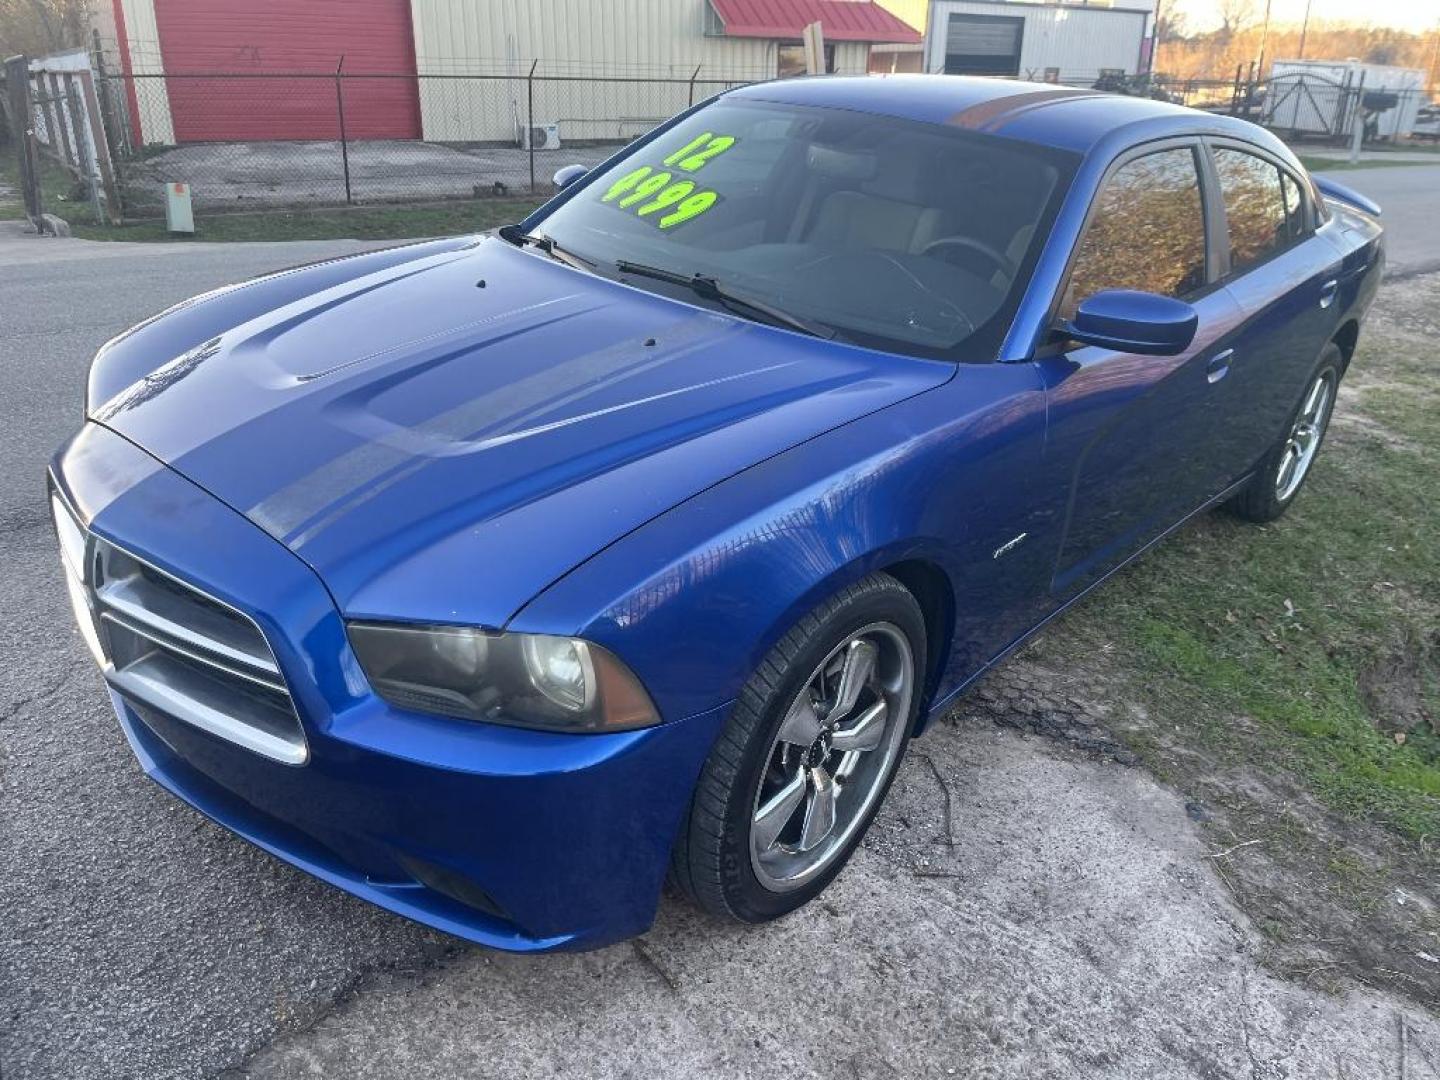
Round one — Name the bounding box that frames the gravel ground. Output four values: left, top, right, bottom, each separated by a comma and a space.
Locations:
3, 166, 1438, 1079
120, 141, 617, 210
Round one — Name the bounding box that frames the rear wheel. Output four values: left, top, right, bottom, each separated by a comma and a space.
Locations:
671, 573, 925, 922
1227, 343, 1341, 523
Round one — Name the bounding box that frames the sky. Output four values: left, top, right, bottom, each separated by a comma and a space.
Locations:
1171, 0, 1440, 34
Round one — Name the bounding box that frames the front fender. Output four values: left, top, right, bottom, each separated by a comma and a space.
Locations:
510, 362, 1050, 726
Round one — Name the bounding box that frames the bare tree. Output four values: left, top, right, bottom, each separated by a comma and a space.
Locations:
0, 0, 90, 59
1155, 8, 1190, 45
1216, 0, 1257, 42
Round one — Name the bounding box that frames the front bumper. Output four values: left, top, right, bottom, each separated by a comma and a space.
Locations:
52, 423, 727, 951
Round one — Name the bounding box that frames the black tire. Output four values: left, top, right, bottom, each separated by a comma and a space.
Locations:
1227, 342, 1343, 524
670, 572, 927, 923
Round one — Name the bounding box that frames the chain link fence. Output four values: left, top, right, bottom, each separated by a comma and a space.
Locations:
96, 68, 754, 217
10, 56, 1432, 226
1031, 66, 1433, 142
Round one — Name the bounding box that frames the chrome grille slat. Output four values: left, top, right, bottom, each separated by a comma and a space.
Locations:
99, 610, 288, 694
109, 653, 309, 766
49, 486, 309, 768
95, 546, 279, 675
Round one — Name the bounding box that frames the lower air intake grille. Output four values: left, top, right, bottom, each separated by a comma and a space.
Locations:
89, 535, 309, 766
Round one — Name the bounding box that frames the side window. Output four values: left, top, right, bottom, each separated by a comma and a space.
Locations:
1063, 147, 1207, 316
1214, 148, 1289, 273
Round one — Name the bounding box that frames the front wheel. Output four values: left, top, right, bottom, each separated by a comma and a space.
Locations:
1227, 343, 1342, 523
671, 573, 926, 923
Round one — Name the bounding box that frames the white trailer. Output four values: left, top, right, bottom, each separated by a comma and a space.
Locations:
1265, 59, 1427, 141
924, 0, 1154, 82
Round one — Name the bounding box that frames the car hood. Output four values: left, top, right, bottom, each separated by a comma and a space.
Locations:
96, 238, 951, 626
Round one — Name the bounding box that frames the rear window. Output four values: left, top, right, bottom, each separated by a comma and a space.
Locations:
1214, 148, 1290, 273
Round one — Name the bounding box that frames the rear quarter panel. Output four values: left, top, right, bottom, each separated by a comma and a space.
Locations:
1319, 199, 1385, 331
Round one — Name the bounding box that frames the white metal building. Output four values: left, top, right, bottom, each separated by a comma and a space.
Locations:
96, 0, 922, 146
923, 0, 1154, 81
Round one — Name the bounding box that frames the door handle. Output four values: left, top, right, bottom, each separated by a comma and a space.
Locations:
1207, 349, 1234, 384
1319, 279, 1339, 309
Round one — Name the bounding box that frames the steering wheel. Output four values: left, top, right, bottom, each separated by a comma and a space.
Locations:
920, 236, 1017, 282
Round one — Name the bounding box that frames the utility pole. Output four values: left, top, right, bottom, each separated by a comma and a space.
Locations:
1149, 0, 1164, 76
1297, 0, 1313, 59
1255, 0, 1273, 79
1430, 17, 1439, 101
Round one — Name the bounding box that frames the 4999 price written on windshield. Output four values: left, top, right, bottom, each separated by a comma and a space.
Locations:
598, 132, 736, 230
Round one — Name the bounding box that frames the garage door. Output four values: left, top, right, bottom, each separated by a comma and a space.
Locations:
153, 0, 421, 141
945, 13, 1023, 77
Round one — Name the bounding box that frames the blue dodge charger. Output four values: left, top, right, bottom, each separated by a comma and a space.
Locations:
50, 77, 1384, 951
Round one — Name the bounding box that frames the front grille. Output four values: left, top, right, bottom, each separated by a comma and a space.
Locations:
52, 490, 309, 766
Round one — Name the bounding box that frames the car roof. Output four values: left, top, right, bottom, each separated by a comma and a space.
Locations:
727, 75, 1292, 162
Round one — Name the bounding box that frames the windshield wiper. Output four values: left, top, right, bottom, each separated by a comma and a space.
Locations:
614, 260, 837, 341
497, 224, 595, 271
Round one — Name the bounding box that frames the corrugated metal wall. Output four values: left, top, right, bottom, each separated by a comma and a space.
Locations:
407, 0, 869, 142
105, 0, 876, 146
924, 0, 1148, 78
152, 0, 422, 140
115, 0, 175, 143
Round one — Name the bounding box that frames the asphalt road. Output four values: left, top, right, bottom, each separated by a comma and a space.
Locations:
3, 166, 1438, 1080
1313, 163, 1440, 277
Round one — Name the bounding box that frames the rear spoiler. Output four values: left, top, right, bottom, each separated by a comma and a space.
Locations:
1312, 175, 1382, 217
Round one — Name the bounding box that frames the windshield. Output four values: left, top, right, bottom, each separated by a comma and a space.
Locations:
534, 98, 1077, 360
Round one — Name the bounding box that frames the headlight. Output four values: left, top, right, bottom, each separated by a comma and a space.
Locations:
347, 622, 660, 733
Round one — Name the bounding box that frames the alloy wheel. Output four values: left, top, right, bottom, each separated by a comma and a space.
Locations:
1275, 370, 1335, 502
749, 622, 914, 892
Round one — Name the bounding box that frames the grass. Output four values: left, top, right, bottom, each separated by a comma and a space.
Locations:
1060, 310, 1440, 843
0, 148, 85, 222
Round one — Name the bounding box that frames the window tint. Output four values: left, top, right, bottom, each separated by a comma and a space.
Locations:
1064, 147, 1207, 314
1214, 148, 1289, 272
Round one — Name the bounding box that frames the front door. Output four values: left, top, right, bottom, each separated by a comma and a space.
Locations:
1034, 143, 1245, 594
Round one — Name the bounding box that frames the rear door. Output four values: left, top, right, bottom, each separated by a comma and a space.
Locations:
1035, 140, 1245, 593
1205, 141, 1345, 472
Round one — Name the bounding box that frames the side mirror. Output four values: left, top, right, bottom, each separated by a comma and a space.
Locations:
1061, 289, 1198, 356
552, 164, 588, 191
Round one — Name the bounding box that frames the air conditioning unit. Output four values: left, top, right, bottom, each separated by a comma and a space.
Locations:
521, 123, 561, 150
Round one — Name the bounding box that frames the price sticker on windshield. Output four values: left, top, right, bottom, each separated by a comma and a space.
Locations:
598, 133, 735, 230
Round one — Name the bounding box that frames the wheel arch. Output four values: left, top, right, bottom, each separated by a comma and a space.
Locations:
1332, 318, 1360, 375
880, 557, 956, 719
736, 544, 959, 726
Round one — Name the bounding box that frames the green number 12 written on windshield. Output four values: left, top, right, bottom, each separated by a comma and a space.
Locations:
600, 133, 736, 229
